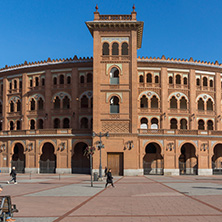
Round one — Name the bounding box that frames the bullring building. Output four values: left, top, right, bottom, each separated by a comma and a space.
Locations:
0, 7, 222, 176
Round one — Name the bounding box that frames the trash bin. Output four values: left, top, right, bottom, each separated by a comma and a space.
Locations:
93, 172, 98, 181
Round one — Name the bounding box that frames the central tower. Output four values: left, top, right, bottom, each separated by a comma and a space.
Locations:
86, 6, 144, 175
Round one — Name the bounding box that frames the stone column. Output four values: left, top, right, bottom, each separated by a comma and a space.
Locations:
45, 70, 52, 128
71, 68, 78, 130
215, 72, 221, 130
2, 77, 8, 130
21, 73, 28, 130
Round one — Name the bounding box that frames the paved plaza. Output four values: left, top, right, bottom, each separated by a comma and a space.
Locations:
1, 173, 222, 221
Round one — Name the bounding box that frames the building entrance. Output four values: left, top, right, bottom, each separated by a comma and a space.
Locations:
107, 152, 123, 176
40, 143, 56, 173
179, 143, 198, 175
143, 143, 163, 175
11, 143, 25, 173
212, 144, 222, 175
72, 142, 90, 174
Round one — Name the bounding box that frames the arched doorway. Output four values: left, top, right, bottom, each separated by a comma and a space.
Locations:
179, 143, 198, 175
11, 143, 25, 173
40, 143, 56, 173
143, 143, 163, 175
72, 142, 90, 174
212, 144, 222, 174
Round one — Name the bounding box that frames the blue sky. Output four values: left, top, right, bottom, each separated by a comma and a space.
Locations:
1, 0, 222, 68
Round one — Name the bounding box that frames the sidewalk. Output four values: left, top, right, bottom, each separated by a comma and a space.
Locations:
1, 173, 222, 221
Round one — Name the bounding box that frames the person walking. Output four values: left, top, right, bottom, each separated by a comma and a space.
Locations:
104, 166, 108, 177
105, 169, 115, 188
8, 167, 17, 184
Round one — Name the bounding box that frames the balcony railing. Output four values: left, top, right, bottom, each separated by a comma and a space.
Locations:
99, 14, 132, 20
138, 129, 222, 136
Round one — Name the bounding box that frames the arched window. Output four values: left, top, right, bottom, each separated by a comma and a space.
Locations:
210, 80, 213, 87
81, 95, 88, 108
63, 118, 70, 128
0, 122, 2, 131
196, 78, 200, 86
140, 95, 148, 108
16, 120, 21, 130
14, 80, 17, 89
203, 77, 208, 86
35, 77, 39, 87
110, 96, 119, 113
30, 119, 35, 130
151, 95, 158, 108
140, 118, 148, 129
102, 43, 109, 55
54, 118, 60, 129
146, 73, 152, 83
110, 67, 119, 84
10, 121, 14, 130
170, 96, 177, 109
91, 98, 93, 108
183, 77, 187, 85
30, 79, 33, 87
180, 97, 187, 109
207, 99, 213, 110
169, 76, 173, 84
53, 77, 57, 85
10, 101, 14, 112
54, 96, 60, 109
170, 118, 177, 129
198, 120, 205, 130
0, 102, 2, 114
67, 76, 71, 84
80, 76, 85, 83
59, 75, 64, 84
19, 80, 22, 89
30, 98, 35, 111
180, 119, 187, 129
122, 42, 128, 55
176, 75, 181, 84
38, 119, 44, 129
198, 98, 204, 110
87, 73, 93, 83
155, 76, 159, 83
63, 96, 70, 109
80, 118, 88, 128
17, 100, 21, 112
41, 78, 45, 86
139, 75, 144, 83
9, 82, 12, 90
151, 118, 158, 129
91, 118, 93, 129
207, 120, 213, 130
112, 42, 119, 55
38, 98, 44, 110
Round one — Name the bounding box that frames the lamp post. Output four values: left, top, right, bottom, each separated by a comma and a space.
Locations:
92, 131, 109, 178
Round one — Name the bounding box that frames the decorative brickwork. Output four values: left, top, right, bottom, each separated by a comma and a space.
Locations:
102, 121, 129, 132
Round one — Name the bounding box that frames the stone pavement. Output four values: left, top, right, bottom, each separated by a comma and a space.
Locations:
1, 173, 222, 221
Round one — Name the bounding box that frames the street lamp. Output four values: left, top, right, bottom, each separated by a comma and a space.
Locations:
92, 131, 109, 178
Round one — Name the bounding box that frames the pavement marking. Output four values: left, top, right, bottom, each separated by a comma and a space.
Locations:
145, 176, 222, 213
53, 177, 123, 222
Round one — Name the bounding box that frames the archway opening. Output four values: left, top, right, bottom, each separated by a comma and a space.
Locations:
179, 143, 198, 175
40, 142, 56, 173
212, 144, 222, 174
143, 143, 163, 175
11, 143, 25, 173
72, 142, 90, 174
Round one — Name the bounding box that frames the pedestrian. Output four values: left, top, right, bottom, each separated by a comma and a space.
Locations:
105, 169, 115, 188
104, 166, 108, 177
8, 167, 17, 184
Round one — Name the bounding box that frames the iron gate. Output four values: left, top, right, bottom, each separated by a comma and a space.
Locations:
212, 161, 222, 175
39, 160, 56, 173
179, 161, 198, 175
143, 160, 163, 175
11, 159, 25, 173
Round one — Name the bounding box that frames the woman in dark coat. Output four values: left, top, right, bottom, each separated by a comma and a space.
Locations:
105, 169, 115, 188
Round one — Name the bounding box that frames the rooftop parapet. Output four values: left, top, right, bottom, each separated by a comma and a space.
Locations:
94, 4, 137, 21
